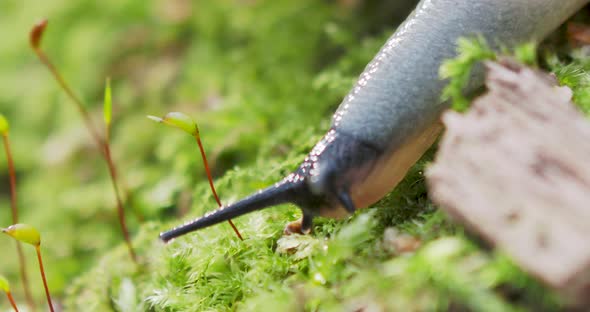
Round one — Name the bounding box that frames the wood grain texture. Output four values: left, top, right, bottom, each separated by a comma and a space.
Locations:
427, 59, 590, 305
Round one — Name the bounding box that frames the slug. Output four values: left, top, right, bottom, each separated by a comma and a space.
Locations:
160, 0, 588, 242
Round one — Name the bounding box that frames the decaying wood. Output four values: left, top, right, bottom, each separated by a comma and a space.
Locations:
426, 59, 590, 306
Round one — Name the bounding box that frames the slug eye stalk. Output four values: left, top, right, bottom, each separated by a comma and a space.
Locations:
148, 112, 244, 240
0, 275, 19, 312
2, 224, 54, 312
29, 20, 137, 263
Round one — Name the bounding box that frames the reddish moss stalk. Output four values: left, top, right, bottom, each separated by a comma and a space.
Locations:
30, 19, 137, 262
5, 291, 19, 312
104, 130, 137, 261
195, 136, 243, 240
30, 20, 104, 148
34, 245, 54, 312
3, 135, 18, 222
1, 134, 35, 311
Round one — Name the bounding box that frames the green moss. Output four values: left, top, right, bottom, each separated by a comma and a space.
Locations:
0, 1, 586, 311
61, 149, 560, 311
439, 36, 496, 112
440, 36, 590, 117
548, 51, 590, 115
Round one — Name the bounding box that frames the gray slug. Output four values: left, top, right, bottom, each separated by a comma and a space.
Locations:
160, 0, 588, 242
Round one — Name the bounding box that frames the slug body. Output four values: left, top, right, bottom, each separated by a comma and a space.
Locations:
161, 0, 588, 242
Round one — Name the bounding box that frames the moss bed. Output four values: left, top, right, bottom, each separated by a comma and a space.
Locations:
0, 1, 589, 311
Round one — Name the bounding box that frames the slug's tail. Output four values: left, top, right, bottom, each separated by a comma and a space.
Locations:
159, 180, 300, 243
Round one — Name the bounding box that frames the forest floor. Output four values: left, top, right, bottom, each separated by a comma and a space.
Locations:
0, 1, 589, 311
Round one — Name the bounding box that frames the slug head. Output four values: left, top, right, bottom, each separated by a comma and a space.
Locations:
286, 129, 381, 232
159, 128, 381, 241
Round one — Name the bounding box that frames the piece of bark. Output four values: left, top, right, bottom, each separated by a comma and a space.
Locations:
426, 59, 590, 306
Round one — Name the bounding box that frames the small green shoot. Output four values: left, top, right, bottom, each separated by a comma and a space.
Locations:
103, 77, 112, 128
148, 112, 243, 240
0, 114, 35, 310
101, 79, 137, 262
30, 20, 137, 263
0, 275, 19, 312
2, 224, 54, 312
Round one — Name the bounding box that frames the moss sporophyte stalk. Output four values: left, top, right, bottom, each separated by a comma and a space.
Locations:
30, 19, 137, 263
2, 224, 53, 312
0, 275, 19, 312
0, 114, 35, 310
148, 112, 244, 240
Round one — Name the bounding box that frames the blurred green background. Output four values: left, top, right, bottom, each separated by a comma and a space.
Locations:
0, 0, 417, 310
0, 0, 586, 311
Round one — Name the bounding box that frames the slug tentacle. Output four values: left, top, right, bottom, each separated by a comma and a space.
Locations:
160, 180, 300, 242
